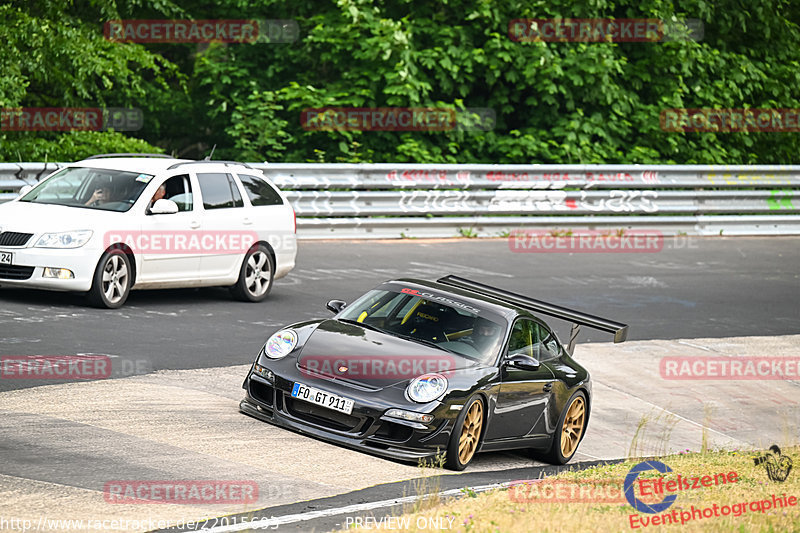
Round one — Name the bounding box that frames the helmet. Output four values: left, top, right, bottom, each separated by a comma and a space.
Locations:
474, 317, 500, 336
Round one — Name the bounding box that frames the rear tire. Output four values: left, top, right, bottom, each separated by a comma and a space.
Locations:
230, 244, 274, 302
87, 249, 132, 309
535, 390, 587, 465
445, 395, 484, 471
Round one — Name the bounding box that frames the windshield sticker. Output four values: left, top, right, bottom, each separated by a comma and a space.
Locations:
400, 288, 481, 314
135, 174, 153, 183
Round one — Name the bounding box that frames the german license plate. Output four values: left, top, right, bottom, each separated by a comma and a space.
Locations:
291, 382, 354, 415
0, 251, 12, 265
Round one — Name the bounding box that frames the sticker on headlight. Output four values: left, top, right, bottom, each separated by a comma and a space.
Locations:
407, 373, 448, 403
265, 330, 298, 359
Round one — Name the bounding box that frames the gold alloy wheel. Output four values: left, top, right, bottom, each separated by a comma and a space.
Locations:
560, 396, 586, 458
458, 401, 483, 464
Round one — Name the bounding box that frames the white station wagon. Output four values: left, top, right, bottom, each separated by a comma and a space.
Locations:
0, 154, 297, 308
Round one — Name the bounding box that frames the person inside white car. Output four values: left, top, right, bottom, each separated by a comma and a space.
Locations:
84, 185, 114, 207
4, 157, 296, 308
148, 183, 167, 210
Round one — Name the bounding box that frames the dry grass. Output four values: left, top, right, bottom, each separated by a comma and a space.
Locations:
628, 409, 680, 458
401, 453, 447, 515
340, 447, 800, 532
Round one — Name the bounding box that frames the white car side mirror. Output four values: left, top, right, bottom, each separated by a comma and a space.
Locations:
149, 199, 179, 214
18, 185, 33, 197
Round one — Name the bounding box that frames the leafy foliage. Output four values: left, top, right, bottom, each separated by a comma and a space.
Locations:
0, 0, 181, 160
2, 0, 799, 163
1, 131, 166, 162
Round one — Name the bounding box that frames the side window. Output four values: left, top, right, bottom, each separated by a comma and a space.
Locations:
197, 173, 243, 210
162, 174, 193, 212
537, 322, 561, 361
507, 319, 542, 358
238, 174, 284, 206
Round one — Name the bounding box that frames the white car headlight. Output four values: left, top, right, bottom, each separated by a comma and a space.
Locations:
264, 329, 298, 359
35, 230, 93, 249
407, 373, 448, 403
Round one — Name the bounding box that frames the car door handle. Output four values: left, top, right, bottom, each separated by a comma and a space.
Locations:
543, 382, 553, 392
242, 218, 253, 225
190, 221, 200, 229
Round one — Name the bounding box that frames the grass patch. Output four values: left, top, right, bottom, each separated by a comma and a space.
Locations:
401, 453, 447, 515
457, 227, 478, 238
340, 447, 800, 532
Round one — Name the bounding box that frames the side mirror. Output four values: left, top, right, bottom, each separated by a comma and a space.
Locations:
149, 199, 179, 214
18, 185, 33, 197
504, 354, 541, 371
326, 299, 347, 314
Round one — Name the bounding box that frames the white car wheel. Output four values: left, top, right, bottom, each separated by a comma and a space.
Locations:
88, 249, 132, 308
231, 244, 274, 302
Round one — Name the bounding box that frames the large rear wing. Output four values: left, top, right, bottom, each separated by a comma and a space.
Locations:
436, 275, 628, 354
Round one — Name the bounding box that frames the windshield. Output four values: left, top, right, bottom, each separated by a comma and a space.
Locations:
19, 167, 155, 212
339, 288, 507, 363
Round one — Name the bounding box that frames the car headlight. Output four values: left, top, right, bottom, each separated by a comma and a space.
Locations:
264, 329, 298, 359
35, 230, 93, 249
385, 408, 434, 424
407, 373, 448, 403
253, 364, 275, 383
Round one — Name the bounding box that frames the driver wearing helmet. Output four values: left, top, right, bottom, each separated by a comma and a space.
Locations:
463, 317, 503, 356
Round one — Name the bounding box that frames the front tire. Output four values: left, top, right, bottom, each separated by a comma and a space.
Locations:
230, 244, 274, 302
537, 390, 587, 465
445, 395, 484, 470
88, 249, 132, 309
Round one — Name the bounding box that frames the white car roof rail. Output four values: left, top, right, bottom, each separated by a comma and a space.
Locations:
83, 153, 175, 160
166, 160, 254, 170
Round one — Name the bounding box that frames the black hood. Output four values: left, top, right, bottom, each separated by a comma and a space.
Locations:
295, 319, 477, 389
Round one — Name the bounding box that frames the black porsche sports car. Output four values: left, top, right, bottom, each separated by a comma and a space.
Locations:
240, 275, 628, 470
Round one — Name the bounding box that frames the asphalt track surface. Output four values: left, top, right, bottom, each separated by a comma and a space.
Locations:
2, 334, 797, 532
1, 236, 798, 392
156, 460, 623, 533
0, 237, 798, 533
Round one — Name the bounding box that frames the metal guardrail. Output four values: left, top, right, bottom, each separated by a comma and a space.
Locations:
1, 162, 799, 238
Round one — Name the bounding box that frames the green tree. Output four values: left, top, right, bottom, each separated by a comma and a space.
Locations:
2, 0, 799, 164
0, 0, 185, 161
